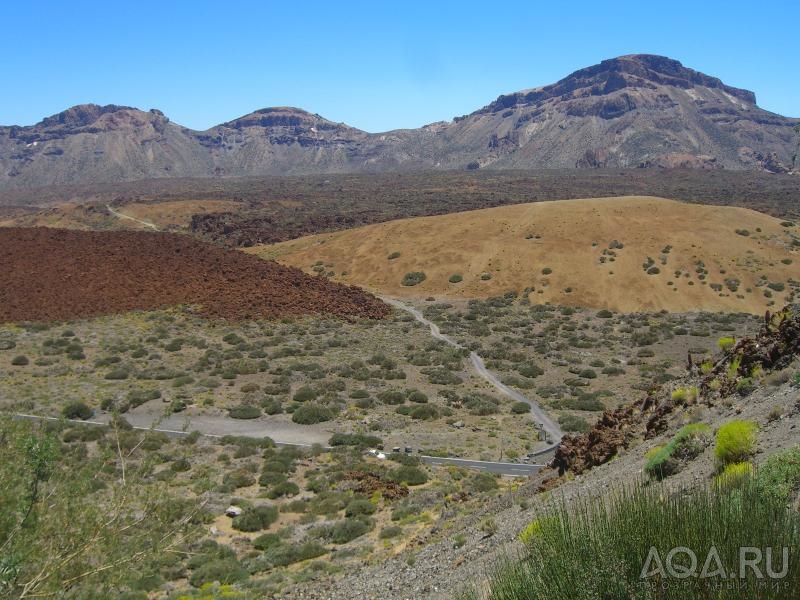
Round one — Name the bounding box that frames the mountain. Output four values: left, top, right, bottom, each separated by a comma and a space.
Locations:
1, 55, 797, 191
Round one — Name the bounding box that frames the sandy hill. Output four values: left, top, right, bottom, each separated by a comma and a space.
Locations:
249, 196, 799, 314
0, 227, 388, 323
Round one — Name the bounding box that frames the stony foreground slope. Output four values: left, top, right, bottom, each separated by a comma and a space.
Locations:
255, 196, 800, 314
0, 227, 388, 322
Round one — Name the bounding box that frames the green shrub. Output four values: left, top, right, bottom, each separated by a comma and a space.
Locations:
645, 423, 711, 480
449, 274, 463, 284
379, 525, 403, 539
293, 385, 317, 402
407, 390, 429, 403
717, 336, 736, 351
388, 251, 401, 260
10, 355, 28, 366
228, 404, 261, 419
252, 533, 281, 551
329, 433, 383, 447
188, 559, 248, 588
392, 466, 428, 486
378, 390, 406, 405
62, 401, 93, 420
714, 461, 753, 490
345, 498, 377, 517
468, 472, 499, 493
511, 401, 529, 414
104, 368, 129, 380
231, 505, 279, 532
263, 541, 327, 566
401, 272, 427, 286
312, 518, 371, 544
715, 420, 757, 466
126, 388, 161, 408
410, 405, 438, 420
267, 481, 300, 499
753, 445, 800, 503
472, 481, 800, 599
541, 267, 552, 275
261, 398, 283, 415
222, 469, 255, 489
292, 403, 333, 424
558, 414, 589, 432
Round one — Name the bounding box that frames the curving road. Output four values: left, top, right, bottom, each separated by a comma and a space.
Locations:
105, 204, 159, 230
13, 412, 545, 476
381, 297, 562, 456
8, 298, 560, 477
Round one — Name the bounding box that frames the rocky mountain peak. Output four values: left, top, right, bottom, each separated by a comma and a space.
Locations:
220, 107, 352, 132
476, 54, 757, 115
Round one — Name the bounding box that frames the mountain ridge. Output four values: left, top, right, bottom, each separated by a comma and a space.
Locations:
1, 54, 797, 190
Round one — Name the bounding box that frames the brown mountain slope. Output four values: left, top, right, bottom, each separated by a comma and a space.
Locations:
1, 55, 797, 190
0, 227, 388, 322
249, 196, 800, 314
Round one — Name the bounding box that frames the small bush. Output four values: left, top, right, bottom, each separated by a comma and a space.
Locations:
717, 336, 736, 351
292, 403, 333, 424
313, 518, 371, 544
714, 462, 753, 490
511, 401, 529, 414
345, 498, 377, 517
329, 433, 383, 447
264, 541, 327, 566
468, 472, 499, 493
645, 423, 711, 480
388, 251, 401, 260
10, 355, 28, 366
402, 272, 427, 287
228, 405, 261, 420
231, 505, 279, 532
558, 414, 589, 432
392, 465, 428, 486
379, 525, 403, 539
267, 481, 300, 499
410, 405, 438, 420
252, 533, 282, 551
293, 385, 317, 402
62, 401, 93, 420
449, 274, 463, 284
715, 420, 757, 466
188, 559, 248, 588
753, 445, 800, 503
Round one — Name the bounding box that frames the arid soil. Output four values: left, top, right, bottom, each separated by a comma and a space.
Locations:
0, 227, 389, 322
255, 196, 799, 313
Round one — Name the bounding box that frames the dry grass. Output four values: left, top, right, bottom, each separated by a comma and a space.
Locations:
250, 196, 799, 313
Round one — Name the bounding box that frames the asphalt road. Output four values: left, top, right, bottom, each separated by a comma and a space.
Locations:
380, 296, 563, 455
8, 298, 559, 478
12, 413, 546, 477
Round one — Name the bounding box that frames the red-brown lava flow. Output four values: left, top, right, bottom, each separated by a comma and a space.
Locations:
0, 227, 389, 322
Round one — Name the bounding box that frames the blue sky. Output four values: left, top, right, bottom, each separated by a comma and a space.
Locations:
2, 1, 797, 131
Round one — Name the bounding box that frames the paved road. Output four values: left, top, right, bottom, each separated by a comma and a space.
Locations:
105, 204, 159, 230
12, 413, 545, 477
381, 296, 563, 456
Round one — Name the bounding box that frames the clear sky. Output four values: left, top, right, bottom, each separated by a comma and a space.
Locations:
2, 0, 797, 131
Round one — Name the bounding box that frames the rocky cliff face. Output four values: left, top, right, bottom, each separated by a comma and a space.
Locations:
1, 55, 797, 190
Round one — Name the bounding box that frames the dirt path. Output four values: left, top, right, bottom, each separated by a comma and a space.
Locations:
381, 296, 563, 452
105, 204, 159, 230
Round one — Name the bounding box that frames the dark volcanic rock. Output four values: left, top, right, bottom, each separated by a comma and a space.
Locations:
0, 227, 390, 322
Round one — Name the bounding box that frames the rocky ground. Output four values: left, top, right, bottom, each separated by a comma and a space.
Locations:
0, 227, 389, 322
285, 313, 800, 599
